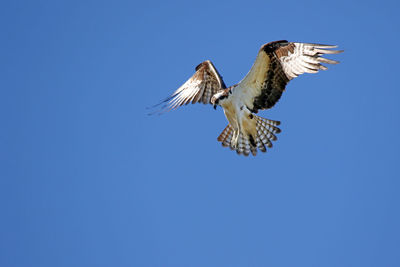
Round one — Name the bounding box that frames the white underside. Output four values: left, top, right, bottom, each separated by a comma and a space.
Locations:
220, 85, 255, 148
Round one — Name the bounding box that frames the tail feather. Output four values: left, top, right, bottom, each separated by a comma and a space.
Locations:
256, 116, 280, 148
217, 115, 281, 156
217, 124, 235, 149
237, 133, 252, 156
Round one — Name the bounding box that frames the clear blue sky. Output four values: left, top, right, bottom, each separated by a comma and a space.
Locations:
1, 0, 400, 266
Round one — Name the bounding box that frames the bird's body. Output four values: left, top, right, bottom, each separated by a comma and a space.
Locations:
153, 40, 343, 156
217, 86, 255, 146
214, 84, 282, 155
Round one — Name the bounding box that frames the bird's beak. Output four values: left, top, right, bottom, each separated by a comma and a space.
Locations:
213, 104, 217, 110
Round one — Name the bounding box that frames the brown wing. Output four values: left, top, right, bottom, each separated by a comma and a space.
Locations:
153, 60, 226, 113
237, 40, 343, 113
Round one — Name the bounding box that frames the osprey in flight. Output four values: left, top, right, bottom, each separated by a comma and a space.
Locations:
154, 40, 342, 156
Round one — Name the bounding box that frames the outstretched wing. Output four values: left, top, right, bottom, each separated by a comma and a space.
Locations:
237, 40, 343, 113
152, 60, 226, 113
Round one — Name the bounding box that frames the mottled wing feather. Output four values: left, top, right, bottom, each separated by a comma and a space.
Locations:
277, 42, 342, 80
237, 40, 343, 113
154, 60, 226, 113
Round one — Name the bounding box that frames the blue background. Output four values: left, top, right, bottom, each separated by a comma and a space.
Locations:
1, 0, 400, 266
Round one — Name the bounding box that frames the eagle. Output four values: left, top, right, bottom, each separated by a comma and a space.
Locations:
153, 40, 343, 156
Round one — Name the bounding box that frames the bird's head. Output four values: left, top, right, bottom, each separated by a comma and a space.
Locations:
211, 89, 230, 110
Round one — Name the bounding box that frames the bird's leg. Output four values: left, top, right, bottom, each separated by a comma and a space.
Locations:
231, 130, 239, 149
230, 112, 244, 149
231, 122, 242, 149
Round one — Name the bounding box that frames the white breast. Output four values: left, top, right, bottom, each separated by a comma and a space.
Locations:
230, 84, 254, 112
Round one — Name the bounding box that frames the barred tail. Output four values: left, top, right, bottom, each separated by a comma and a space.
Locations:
253, 115, 281, 155
217, 116, 281, 156
217, 124, 234, 148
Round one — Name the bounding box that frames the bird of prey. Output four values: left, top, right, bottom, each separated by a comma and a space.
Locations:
153, 40, 343, 156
